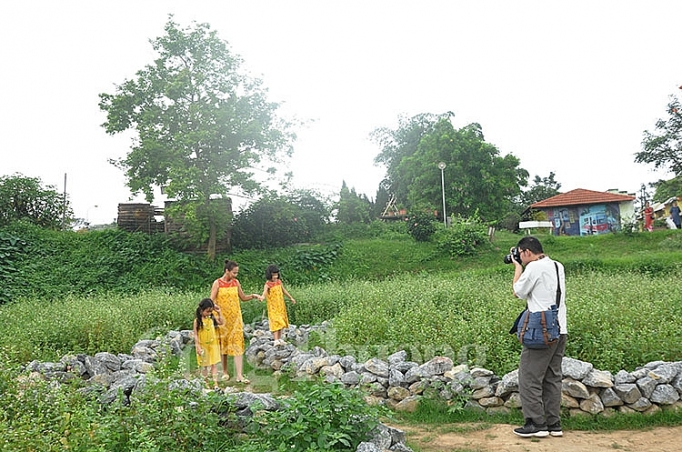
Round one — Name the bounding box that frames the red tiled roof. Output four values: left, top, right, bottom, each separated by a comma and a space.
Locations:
531, 188, 636, 208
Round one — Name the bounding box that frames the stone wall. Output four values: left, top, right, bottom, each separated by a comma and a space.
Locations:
22, 321, 682, 451
244, 321, 682, 417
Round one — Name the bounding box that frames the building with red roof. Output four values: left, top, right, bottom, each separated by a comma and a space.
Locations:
530, 188, 636, 236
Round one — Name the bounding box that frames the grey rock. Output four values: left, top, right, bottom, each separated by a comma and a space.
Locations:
365, 358, 390, 377
368, 424, 393, 450
648, 363, 679, 384
562, 357, 593, 380
650, 384, 680, 405
387, 350, 408, 366
562, 378, 590, 399
637, 376, 658, 399
582, 369, 613, 388
613, 383, 642, 404
628, 397, 652, 412
600, 388, 624, 407
614, 370, 635, 385
341, 371, 361, 386
388, 368, 405, 387
356, 442, 381, 452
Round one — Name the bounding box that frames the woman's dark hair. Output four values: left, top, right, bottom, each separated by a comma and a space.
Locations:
195, 298, 217, 330
265, 264, 281, 281
224, 260, 239, 271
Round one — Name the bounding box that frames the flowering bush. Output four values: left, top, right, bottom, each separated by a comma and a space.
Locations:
406, 212, 437, 242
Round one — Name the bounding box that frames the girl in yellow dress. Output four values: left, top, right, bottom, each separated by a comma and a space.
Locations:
260, 264, 296, 346
210, 260, 263, 384
193, 298, 224, 389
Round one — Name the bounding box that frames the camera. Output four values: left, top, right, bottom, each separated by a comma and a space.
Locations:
504, 247, 521, 264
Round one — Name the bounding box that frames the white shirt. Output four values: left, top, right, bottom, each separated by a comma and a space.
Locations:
513, 256, 568, 334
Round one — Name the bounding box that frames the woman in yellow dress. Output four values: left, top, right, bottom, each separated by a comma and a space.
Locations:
260, 264, 296, 346
210, 260, 263, 384
193, 298, 224, 389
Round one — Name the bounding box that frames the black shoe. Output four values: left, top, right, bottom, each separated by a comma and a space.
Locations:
513, 419, 549, 438
547, 421, 563, 437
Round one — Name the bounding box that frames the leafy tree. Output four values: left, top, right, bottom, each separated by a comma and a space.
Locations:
99, 18, 294, 260
374, 115, 528, 222
372, 181, 390, 218
285, 188, 330, 235
636, 95, 682, 174
335, 181, 373, 224
372, 112, 452, 205
231, 191, 329, 250
521, 172, 562, 206
652, 174, 682, 202
0, 174, 72, 229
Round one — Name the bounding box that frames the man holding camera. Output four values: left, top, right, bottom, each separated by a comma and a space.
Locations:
509, 236, 567, 438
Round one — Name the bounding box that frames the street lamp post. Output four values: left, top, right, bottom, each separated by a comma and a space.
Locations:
438, 162, 447, 227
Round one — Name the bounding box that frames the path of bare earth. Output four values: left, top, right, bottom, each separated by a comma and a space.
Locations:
391, 422, 682, 452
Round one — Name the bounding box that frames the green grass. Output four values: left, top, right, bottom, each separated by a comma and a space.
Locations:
3, 225, 682, 447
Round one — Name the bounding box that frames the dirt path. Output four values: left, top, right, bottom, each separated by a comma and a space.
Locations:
392, 423, 682, 452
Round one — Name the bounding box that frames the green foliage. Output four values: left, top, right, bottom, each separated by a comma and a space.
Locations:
0, 173, 73, 229
434, 216, 490, 257
520, 172, 561, 206
651, 174, 682, 203
326, 269, 682, 375
246, 381, 384, 451
372, 113, 529, 223
0, 359, 239, 451
0, 290, 200, 364
636, 94, 682, 175
232, 192, 329, 250
406, 211, 437, 242
99, 18, 294, 259
0, 230, 28, 303
498, 210, 521, 232
335, 181, 373, 224
0, 222, 219, 303
93, 379, 233, 451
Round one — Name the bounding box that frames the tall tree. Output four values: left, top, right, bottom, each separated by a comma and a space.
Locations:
0, 174, 72, 229
99, 18, 294, 259
371, 112, 452, 206
374, 115, 528, 222
336, 181, 373, 224
636, 95, 682, 175
521, 172, 562, 206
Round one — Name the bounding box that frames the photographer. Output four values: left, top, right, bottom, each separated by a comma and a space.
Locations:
509, 236, 567, 438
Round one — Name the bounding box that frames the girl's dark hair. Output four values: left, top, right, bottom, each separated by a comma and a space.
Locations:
224, 260, 239, 271
265, 264, 280, 281
195, 298, 217, 330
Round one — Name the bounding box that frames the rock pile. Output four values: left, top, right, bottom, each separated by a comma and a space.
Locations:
246, 321, 682, 417
22, 320, 682, 451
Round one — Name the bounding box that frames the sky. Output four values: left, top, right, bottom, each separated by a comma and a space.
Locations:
1, 1, 681, 225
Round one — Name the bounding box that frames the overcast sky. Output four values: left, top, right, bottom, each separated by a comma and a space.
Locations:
1, 1, 681, 225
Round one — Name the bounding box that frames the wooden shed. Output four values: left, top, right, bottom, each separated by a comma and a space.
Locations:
117, 203, 164, 233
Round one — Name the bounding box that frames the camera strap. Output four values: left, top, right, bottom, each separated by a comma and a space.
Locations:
554, 262, 561, 308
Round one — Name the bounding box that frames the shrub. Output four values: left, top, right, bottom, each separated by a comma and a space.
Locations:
434, 217, 490, 257
247, 381, 385, 451
406, 212, 437, 242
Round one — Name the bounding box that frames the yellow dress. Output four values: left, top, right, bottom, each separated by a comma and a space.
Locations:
214, 278, 245, 356
195, 316, 221, 367
265, 280, 289, 332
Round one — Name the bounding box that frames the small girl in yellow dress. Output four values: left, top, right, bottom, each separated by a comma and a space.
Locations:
260, 264, 296, 346
193, 298, 224, 389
